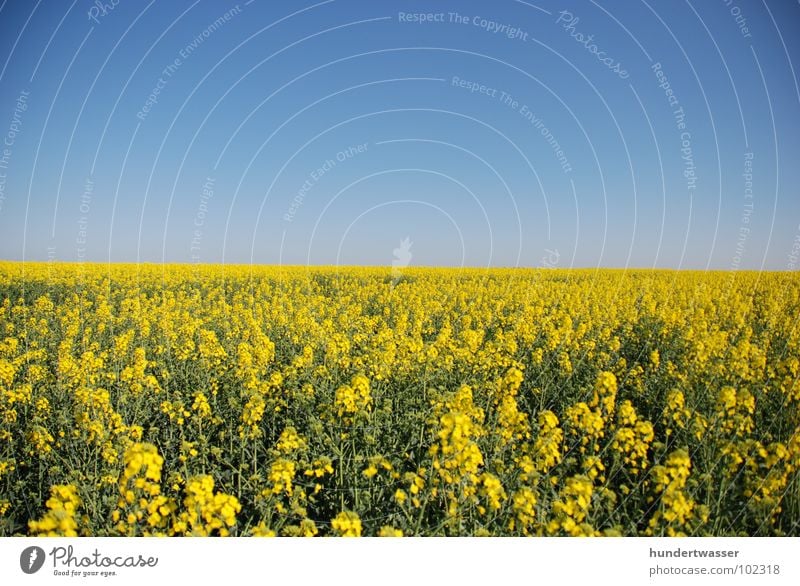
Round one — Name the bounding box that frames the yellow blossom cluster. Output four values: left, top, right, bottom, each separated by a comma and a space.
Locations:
430, 385, 485, 494
112, 442, 173, 536
331, 510, 362, 536
647, 450, 707, 536
611, 400, 654, 475
173, 475, 241, 536
334, 374, 372, 419
29, 485, 82, 536
547, 475, 596, 536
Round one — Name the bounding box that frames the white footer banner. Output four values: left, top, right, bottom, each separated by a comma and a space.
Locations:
2, 537, 798, 585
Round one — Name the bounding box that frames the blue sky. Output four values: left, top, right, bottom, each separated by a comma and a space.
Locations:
0, 0, 798, 269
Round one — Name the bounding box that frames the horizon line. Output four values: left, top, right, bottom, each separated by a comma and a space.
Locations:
0, 259, 797, 273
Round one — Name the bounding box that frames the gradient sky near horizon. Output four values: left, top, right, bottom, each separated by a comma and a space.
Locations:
0, 0, 798, 269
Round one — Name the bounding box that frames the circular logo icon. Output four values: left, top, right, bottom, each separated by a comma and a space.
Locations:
20, 546, 46, 574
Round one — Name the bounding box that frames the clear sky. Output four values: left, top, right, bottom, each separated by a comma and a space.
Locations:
0, 0, 798, 269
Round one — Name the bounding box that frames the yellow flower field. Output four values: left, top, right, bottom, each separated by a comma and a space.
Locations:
0, 262, 798, 536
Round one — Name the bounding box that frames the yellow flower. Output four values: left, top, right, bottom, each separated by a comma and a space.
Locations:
511, 487, 537, 533
29, 484, 81, 536
267, 459, 296, 496
331, 511, 362, 537
304, 456, 334, 478
239, 394, 266, 439
251, 523, 276, 537
174, 475, 241, 536
548, 475, 596, 536
191, 392, 212, 419
334, 374, 372, 419
276, 427, 306, 454
532, 410, 563, 474
479, 473, 506, 511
